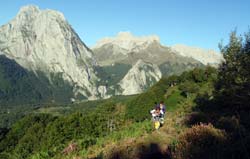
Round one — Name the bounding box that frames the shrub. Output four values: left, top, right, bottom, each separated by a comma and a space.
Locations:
179, 81, 200, 98
184, 112, 209, 126
173, 123, 227, 159
217, 116, 239, 133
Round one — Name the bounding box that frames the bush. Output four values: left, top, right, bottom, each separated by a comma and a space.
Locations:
184, 112, 209, 126
179, 81, 200, 98
217, 116, 239, 133
173, 123, 227, 159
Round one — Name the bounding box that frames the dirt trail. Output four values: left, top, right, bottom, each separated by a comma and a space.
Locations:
150, 111, 185, 146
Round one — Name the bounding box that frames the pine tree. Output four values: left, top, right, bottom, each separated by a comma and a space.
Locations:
215, 30, 250, 112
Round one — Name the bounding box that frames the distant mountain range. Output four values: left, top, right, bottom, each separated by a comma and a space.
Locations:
92, 31, 222, 66
92, 32, 222, 95
171, 44, 223, 65
0, 5, 223, 105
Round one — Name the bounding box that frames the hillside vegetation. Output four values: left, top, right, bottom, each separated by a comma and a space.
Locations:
0, 31, 249, 159
0, 64, 217, 159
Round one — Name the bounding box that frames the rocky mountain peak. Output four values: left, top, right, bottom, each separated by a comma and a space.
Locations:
0, 5, 99, 100
93, 31, 160, 51
17, 5, 65, 21
13, 5, 66, 31
17, 5, 40, 15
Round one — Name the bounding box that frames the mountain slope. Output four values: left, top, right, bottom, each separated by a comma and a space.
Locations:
171, 44, 223, 65
0, 54, 74, 105
119, 59, 162, 95
0, 5, 99, 100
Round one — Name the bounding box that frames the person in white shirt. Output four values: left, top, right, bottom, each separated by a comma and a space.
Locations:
150, 106, 164, 118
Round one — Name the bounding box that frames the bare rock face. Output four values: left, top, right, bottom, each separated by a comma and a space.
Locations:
171, 44, 223, 65
0, 5, 99, 99
118, 59, 162, 95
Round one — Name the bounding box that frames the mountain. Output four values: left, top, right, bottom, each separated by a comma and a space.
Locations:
93, 32, 204, 95
93, 32, 160, 66
118, 59, 162, 95
171, 44, 223, 65
0, 5, 100, 101
93, 32, 202, 67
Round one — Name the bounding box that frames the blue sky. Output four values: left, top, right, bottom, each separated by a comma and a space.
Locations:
0, 0, 249, 51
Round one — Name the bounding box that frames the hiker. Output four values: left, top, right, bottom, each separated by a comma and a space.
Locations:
150, 106, 164, 128
150, 106, 164, 119
150, 102, 158, 116
159, 101, 166, 117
